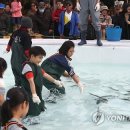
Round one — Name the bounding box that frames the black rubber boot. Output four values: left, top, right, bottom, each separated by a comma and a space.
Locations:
96, 31, 103, 46
78, 30, 87, 45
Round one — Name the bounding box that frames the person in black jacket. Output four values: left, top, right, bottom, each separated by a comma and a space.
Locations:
6, 17, 33, 86
35, 1, 53, 36
0, 3, 10, 36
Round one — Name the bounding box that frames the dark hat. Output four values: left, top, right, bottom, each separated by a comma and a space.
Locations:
38, 2, 45, 9
56, 0, 63, 3
21, 17, 33, 28
65, 0, 72, 5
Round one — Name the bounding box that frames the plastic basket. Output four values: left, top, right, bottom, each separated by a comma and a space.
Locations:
106, 26, 122, 41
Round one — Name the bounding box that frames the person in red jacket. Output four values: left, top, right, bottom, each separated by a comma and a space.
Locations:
6, 17, 33, 86
52, 0, 64, 36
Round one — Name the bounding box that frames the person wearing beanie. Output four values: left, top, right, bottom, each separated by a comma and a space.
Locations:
21, 16, 33, 28
5, 16, 33, 86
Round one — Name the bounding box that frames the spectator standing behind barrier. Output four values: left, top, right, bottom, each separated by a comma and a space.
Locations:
78, 0, 103, 46
4, 4, 12, 34
35, 1, 53, 36
27, 2, 37, 16
125, 4, 130, 39
27, 2, 38, 33
112, 1, 126, 39
1, 87, 29, 130
99, 6, 112, 40
58, 0, 79, 40
0, 58, 7, 128
0, 3, 10, 36
52, 0, 64, 37
10, 0, 22, 31
5, 17, 33, 86
4, 4, 11, 16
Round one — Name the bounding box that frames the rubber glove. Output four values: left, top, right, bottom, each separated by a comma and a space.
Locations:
95, 2, 100, 11
76, 1, 81, 11
54, 80, 63, 87
32, 94, 41, 104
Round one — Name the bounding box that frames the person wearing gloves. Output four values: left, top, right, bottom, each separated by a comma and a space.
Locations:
75, 0, 80, 12
41, 41, 84, 103
0, 57, 7, 127
21, 46, 63, 117
6, 17, 33, 86
78, 0, 103, 46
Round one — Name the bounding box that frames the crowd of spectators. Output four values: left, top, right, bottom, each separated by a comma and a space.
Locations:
0, 0, 130, 40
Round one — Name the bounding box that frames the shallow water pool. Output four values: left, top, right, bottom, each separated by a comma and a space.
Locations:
1, 39, 130, 130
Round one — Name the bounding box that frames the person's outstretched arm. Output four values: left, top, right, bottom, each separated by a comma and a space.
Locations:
72, 74, 84, 93
22, 64, 41, 104
42, 69, 63, 87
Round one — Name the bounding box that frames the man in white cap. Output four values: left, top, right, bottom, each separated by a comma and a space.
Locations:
78, 0, 103, 46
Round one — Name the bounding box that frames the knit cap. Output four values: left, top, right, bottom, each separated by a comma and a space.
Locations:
21, 17, 33, 28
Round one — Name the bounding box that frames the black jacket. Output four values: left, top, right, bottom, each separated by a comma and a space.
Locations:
8, 27, 32, 51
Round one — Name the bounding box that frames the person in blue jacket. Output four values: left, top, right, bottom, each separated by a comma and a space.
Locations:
58, 0, 79, 40
41, 40, 84, 103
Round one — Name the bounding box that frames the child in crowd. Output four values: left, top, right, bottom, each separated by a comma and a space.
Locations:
10, 0, 22, 31
21, 46, 63, 116
6, 17, 33, 86
99, 6, 112, 40
0, 58, 7, 127
1, 87, 29, 130
5, 4, 11, 16
52, 0, 64, 36
41, 41, 84, 103
58, 0, 79, 40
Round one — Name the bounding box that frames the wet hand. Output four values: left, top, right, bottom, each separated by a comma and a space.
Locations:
77, 82, 84, 94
